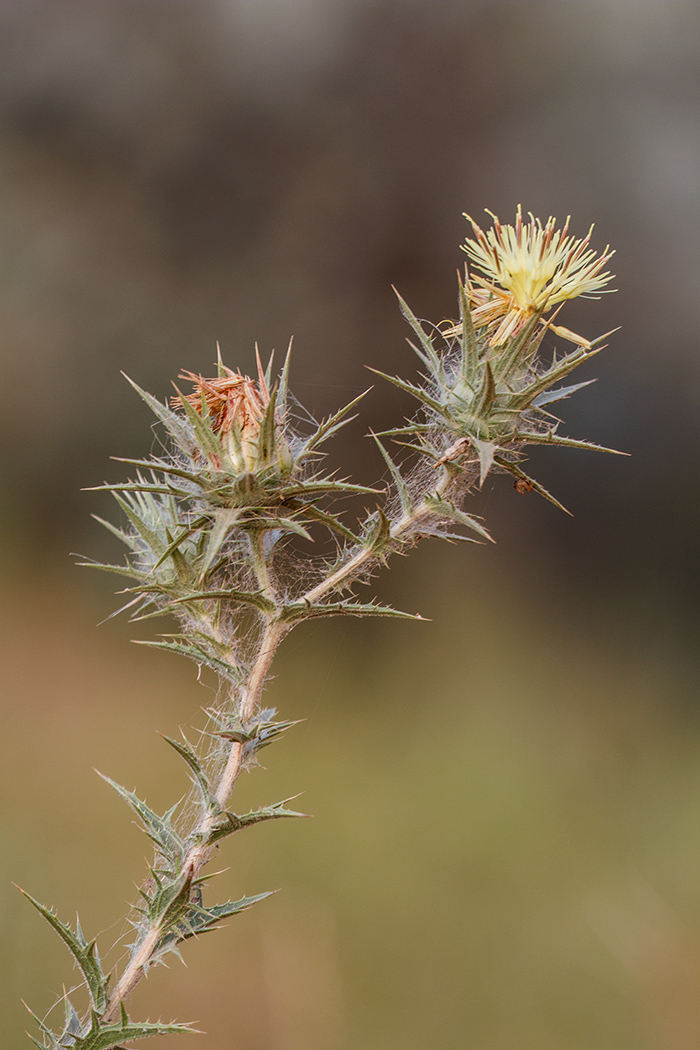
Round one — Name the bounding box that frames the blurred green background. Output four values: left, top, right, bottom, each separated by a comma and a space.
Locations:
1, 2, 700, 1048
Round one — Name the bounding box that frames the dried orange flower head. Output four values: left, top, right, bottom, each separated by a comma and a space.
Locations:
461, 206, 615, 347
173, 354, 270, 472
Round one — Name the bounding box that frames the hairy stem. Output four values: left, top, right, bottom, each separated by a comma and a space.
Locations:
101, 615, 289, 1022
103, 477, 452, 1022
303, 472, 451, 605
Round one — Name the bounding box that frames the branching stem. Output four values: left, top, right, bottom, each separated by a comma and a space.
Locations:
303, 474, 451, 605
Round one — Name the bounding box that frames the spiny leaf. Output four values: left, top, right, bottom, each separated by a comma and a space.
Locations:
174, 382, 225, 464
97, 775, 184, 866
86, 481, 186, 497
372, 434, 411, 516
215, 710, 302, 755
75, 558, 147, 581
197, 508, 238, 579
514, 430, 627, 455
22, 1002, 61, 1050
457, 271, 479, 381
508, 346, 596, 408
16, 889, 109, 1014
258, 515, 313, 542
111, 456, 202, 485
111, 493, 167, 559
367, 368, 446, 416
133, 637, 242, 683
161, 734, 217, 814
277, 341, 292, 414
148, 516, 209, 575
393, 288, 442, 373
471, 436, 498, 485
492, 309, 543, 379
281, 477, 381, 498
64, 996, 83, 1038
122, 374, 192, 452
207, 798, 309, 845
257, 382, 279, 466
171, 588, 276, 615
473, 360, 496, 419
362, 507, 392, 556
532, 378, 596, 408
89, 514, 142, 551
493, 456, 572, 515
166, 892, 275, 946
67, 1008, 196, 1050
287, 501, 360, 545
279, 599, 422, 624
147, 873, 192, 928
413, 525, 482, 544
299, 389, 370, 459
423, 496, 494, 542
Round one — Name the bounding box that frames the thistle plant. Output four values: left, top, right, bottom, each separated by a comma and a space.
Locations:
19, 208, 619, 1048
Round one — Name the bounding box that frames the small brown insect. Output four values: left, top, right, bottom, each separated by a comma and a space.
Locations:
514, 477, 534, 494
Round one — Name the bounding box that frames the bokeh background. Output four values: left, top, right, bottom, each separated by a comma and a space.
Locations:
1, 2, 700, 1048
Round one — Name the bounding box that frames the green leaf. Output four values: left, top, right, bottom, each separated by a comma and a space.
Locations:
172, 382, 225, 464
161, 734, 217, 814
90, 514, 143, 553
167, 892, 275, 945
133, 637, 242, 683
473, 360, 496, 420
286, 501, 360, 545
281, 478, 380, 498
514, 430, 627, 455
277, 341, 292, 414
372, 434, 411, 516
394, 288, 442, 373
207, 798, 308, 846
457, 271, 479, 382
147, 872, 192, 928
171, 588, 276, 615
298, 390, 370, 459
493, 456, 572, 515
508, 346, 595, 408
122, 374, 193, 452
16, 889, 109, 1014
75, 558, 147, 581
111, 456, 202, 485
148, 516, 209, 575
367, 368, 446, 416
258, 515, 313, 542
215, 709, 302, 756
22, 1002, 61, 1050
257, 382, 279, 465
532, 378, 596, 408
197, 508, 238, 579
111, 493, 167, 559
471, 436, 498, 485
70, 1006, 196, 1050
86, 481, 184, 497
97, 775, 184, 867
362, 507, 392, 556
279, 599, 422, 624
423, 496, 494, 542
492, 309, 543, 379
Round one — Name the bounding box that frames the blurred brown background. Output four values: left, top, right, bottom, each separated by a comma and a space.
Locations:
1, 2, 700, 1048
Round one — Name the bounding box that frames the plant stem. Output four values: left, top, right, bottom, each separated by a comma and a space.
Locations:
101, 616, 289, 1023
303, 476, 450, 605
103, 480, 451, 1022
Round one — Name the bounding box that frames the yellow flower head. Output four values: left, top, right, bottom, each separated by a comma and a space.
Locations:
461, 206, 615, 346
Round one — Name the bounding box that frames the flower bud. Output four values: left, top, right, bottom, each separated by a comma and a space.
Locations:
174, 365, 289, 475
